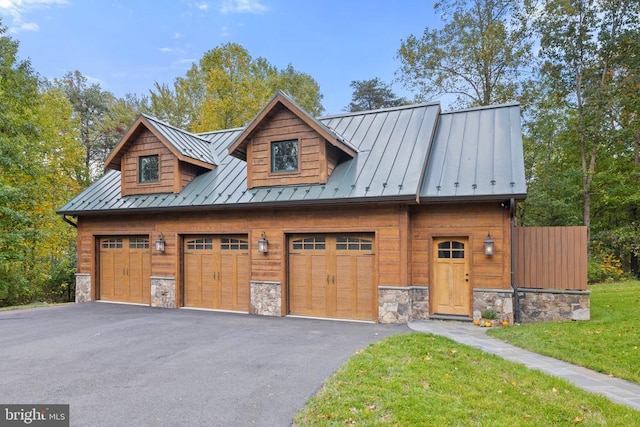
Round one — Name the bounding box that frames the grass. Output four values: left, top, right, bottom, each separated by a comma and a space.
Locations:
295, 333, 640, 426
488, 280, 640, 383
0, 302, 72, 311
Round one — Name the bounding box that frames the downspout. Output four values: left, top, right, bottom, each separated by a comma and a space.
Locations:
62, 214, 78, 228
510, 198, 520, 323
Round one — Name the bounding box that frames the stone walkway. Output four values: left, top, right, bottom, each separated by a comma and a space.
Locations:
408, 320, 640, 411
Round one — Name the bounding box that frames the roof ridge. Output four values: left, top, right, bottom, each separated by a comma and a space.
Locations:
319, 102, 441, 120
197, 127, 245, 136
141, 113, 212, 144
441, 102, 520, 115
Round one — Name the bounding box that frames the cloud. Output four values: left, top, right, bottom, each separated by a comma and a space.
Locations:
195, 2, 208, 11
219, 0, 268, 14
0, 0, 67, 32
174, 31, 183, 39
158, 47, 174, 53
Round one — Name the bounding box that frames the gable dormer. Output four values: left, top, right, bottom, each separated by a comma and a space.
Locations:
104, 115, 216, 196
228, 92, 357, 189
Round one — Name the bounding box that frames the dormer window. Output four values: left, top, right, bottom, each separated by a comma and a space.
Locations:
271, 139, 298, 173
139, 155, 159, 183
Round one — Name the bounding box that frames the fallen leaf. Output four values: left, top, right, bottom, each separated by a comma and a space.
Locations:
573, 416, 583, 423
523, 414, 531, 419
511, 381, 518, 387
552, 387, 558, 393
422, 381, 430, 388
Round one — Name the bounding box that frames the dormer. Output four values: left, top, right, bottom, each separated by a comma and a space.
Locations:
228, 91, 357, 189
104, 114, 217, 196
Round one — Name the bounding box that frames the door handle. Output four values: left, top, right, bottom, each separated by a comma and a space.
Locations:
332, 275, 335, 284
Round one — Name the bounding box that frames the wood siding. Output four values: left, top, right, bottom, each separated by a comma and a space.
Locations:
75, 201, 513, 311
247, 105, 328, 188
410, 203, 511, 290
120, 128, 204, 196
514, 226, 588, 290
122, 129, 175, 196
76, 204, 406, 306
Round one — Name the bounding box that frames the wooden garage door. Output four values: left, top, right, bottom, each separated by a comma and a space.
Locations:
289, 235, 374, 321
99, 236, 150, 304
183, 236, 250, 311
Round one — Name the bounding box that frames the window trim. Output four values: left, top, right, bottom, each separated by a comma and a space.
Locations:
270, 139, 299, 174
139, 155, 159, 183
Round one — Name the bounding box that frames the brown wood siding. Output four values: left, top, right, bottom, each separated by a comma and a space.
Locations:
179, 162, 205, 191
514, 226, 587, 290
122, 129, 175, 196
410, 203, 511, 290
247, 106, 328, 188
76, 204, 407, 313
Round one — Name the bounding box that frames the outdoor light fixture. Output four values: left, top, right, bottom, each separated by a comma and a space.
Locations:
257, 232, 268, 254
484, 232, 495, 256
155, 233, 165, 253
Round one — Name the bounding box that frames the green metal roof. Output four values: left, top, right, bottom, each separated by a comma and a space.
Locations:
58, 102, 526, 216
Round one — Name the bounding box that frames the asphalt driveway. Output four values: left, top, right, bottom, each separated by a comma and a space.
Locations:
0, 303, 405, 426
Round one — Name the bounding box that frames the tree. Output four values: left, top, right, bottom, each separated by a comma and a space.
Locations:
533, 0, 640, 243
150, 43, 324, 132
148, 64, 205, 130
396, 0, 532, 107
1, 21, 86, 304
53, 72, 147, 182
345, 78, 408, 112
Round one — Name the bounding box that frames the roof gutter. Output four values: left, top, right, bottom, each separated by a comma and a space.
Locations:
61, 214, 78, 228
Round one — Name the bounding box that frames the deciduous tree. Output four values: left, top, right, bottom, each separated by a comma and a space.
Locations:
396, 0, 532, 107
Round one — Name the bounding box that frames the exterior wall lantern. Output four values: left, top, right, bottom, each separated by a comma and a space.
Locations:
155, 233, 165, 253
257, 232, 269, 254
484, 232, 495, 256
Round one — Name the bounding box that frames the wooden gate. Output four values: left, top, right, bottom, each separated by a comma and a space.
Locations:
514, 226, 588, 290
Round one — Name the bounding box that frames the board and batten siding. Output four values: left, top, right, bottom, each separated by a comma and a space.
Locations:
75, 204, 408, 308
410, 203, 511, 290
247, 106, 332, 189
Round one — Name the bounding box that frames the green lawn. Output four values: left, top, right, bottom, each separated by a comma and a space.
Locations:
488, 280, 640, 383
295, 333, 640, 426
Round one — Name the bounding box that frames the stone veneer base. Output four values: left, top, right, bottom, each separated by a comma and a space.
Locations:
378, 286, 429, 323
378, 286, 589, 324
473, 288, 514, 324
250, 281, 282, 316
517, 288, 590, 322
75, 273, 91, 303
151, 276, 176, 308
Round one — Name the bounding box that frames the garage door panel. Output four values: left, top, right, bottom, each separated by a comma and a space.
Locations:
99, 237, 150, 304
99, 251, 115, 299
184, 253, 201, 306
289, 235, 374, 321
183, 236, 249, 311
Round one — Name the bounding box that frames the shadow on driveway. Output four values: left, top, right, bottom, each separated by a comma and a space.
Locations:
0, 303, 405, 426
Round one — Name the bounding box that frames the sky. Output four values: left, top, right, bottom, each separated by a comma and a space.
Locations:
1, 0, 441, 116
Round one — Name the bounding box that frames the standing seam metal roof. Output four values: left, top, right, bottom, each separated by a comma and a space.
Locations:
58, 102, 526, 215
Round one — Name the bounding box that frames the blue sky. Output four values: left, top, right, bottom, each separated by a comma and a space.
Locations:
1, 0, 440, 115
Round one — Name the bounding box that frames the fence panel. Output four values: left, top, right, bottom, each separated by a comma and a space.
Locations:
514, 226, 587, 290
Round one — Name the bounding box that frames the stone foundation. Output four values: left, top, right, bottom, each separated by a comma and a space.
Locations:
473, 288, 514, 323
75, 273, 91, 303
518, 288, 590, 322
378, 286, 429, 323
250, 281, 281, 316
150, 277, 176, 308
